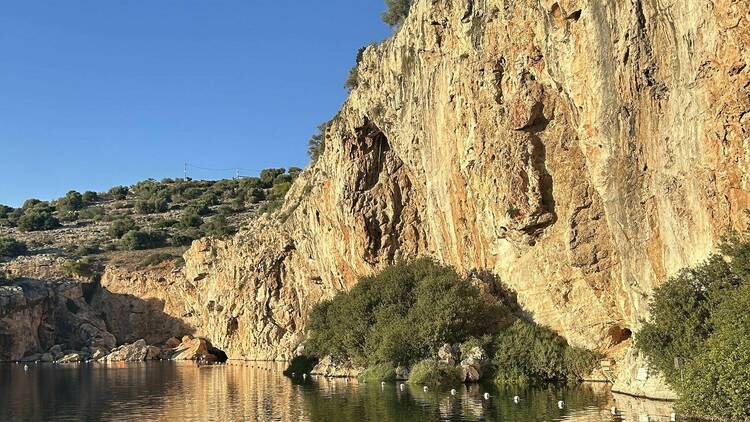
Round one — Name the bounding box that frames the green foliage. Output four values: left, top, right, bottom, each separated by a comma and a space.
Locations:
382, 0, 413, 26
56, 190, 84, 212
260, 168, 286, 188
305, 258, 507, 367
0, 237, 28, 258
135, 194, 169, 214
491, 320, 598, 386
308, 124, 327, 162
180, 211, 204, 229
108, 217, 137, 239
268, 182, 292, 201
344, 47, 367, 91
60, 258, 95, 278
119, 229, 166, 251
138, 252, 175, 269
636, 230, 750, 420
108, 186, 129, 200
408, 360, 462, 387
82, 191, 98, 204
17, 205, 60, 232
78, 206, 106, 221
357, 363, 397, 383
283, 356, 319, 378
170, 228, 202, 246
201, 215, 236, 238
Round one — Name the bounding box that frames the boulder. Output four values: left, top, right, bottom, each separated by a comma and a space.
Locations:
40, 353, 53, 363
459, 346, 489, 382
438, 343, 458, 366
171, 336, 216, 361
106, 339, 157, 362
165, 337, 181, 348
460, 364, 481, 382
91, 347, 108, 361
20, 353, 41, 362
49, 345, 63, 360
58, 353, 82, 364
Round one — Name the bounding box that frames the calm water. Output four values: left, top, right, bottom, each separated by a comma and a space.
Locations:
0, 362, 675, 421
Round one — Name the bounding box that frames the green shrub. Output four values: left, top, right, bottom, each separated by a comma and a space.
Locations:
636, 230, 750, 420
305, 258, 507, 367
170, 228, 201, 246
180, 211, 204, 229
491, 320, 598, 386
260, 168, 286, 188
357, 363, 397, 383
201, 215, 236, 238
258, 200, 283, 214
135, 195, 169, 214
268, 182, 292, 201
119, 229, 166, 251
138, 252, 175, 269
82, 191, 98, 204
154, 218, 179, 229
107, 217, 137, 239
17, 207, 60, 232
382, 0, 413, 26
61, 259, 95, 278
0, 237, 28, 257
108, 186, 129, 200
78, 206, 106, 221
283, 356, 319, 378
57, 190, 84, 211
344, 47, 367, 91
408, 360, 461, 387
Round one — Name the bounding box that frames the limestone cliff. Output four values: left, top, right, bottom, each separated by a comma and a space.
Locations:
98, 0, 748, 395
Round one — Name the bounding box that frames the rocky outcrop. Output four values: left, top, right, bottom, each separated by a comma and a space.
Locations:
0, 279, 115, 361
145, 0, 749, 365
106, 339, 160, 362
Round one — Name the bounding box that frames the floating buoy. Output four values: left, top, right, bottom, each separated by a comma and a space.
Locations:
483, 392, 490, 400
450, 389, 457, 396
381, 381, 385, 386
292, 372, 295, 377
23, 365, 28, 371
303, 373, 307, 380
558, 400, 564, 409
611, 407, 618, 415
513, 395, 520, 403
423, 386, 428, 392
399, 384, 405, 391
671, 412, 676, 421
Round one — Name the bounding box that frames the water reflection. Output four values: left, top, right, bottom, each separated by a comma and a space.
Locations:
0, 362, 675, 421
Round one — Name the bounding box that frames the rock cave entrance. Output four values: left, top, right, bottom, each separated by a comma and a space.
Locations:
208, 345, 229, 363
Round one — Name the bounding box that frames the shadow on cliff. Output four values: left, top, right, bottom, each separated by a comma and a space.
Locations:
84, 281, 195, 346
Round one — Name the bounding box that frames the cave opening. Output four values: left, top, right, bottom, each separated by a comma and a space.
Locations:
208, 345, 229, 363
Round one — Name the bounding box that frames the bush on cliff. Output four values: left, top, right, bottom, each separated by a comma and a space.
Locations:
636, 229, 750, 420
382, 0, 413, 26
0, 237, 28, 258
305, 258, 508, 367
17, 206, 60, 232
119, 229, 166, 251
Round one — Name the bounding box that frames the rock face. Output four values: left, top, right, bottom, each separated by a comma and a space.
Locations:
10, 0, 747, 400
151, 0, 749, 362
0, 279, 115, 361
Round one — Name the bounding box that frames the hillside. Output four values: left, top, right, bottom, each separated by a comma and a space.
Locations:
0, 169, 299, 278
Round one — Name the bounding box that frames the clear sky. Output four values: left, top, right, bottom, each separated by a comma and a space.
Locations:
0, 1, 392, 207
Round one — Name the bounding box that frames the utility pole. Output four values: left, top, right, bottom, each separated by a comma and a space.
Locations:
235, 169, 240, 180
184, 162, 188, 180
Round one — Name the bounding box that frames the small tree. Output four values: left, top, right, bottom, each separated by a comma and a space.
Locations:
308, 123, 328, 162
57, 190, 84, 211
107, 217, 137, 239
17, 207, 60, 232
382, 0, 413, 26
260, 168, 286, 188
108, 186, 129, 200
0, 237, 28, 257
82, 191, 98, 204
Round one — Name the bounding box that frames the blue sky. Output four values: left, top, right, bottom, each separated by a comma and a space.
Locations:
0, 1, 392, 207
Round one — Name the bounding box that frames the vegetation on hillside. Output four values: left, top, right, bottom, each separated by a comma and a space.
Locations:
0, 168, 302, 264
301, 258, 598, 386
635, 226, 750, 421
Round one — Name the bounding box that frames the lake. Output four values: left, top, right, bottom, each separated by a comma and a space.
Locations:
0, 361, 675, 421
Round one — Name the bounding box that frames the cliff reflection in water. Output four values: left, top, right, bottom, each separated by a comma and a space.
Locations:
0, 362, 675, 421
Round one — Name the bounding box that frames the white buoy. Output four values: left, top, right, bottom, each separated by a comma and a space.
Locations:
558, 400, 564, 409
423, 386, 428, 392
611, 407, 618, 415
483, 392, 490, 400
671, 412, 676, 421
23, 364, 28, 371
513, 395, 520, 403
450, 389, 457, 396
400, 384, 405, 391
292, 372, 296, 377
381, 381, 385, 386
303, 373, 307, 380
